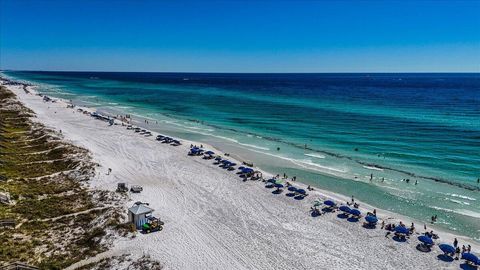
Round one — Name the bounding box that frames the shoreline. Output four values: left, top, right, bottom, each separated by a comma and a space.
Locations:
3, 73, 480, 240
3, 80, 479, 269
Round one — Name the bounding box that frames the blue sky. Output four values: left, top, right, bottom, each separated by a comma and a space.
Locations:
1, 0, 479, 72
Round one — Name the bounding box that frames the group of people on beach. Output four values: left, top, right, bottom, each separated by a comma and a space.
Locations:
452, 238, 473, 260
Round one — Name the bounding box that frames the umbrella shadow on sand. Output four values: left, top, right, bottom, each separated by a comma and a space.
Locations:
416, 244, 432, 253
460, 263, 478, 270
347, 217, 360, 222
392, 235, 407, 243
437, 254, 454, 262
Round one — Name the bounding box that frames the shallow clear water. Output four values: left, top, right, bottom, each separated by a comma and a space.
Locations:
4, 71, 480, 240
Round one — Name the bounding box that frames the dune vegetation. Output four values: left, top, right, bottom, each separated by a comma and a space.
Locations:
0, 86, 124, 269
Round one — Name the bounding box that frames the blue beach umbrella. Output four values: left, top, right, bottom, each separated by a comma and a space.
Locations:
339, 206, 351, 213
461, 253, 479, 264
238, 166, 245, 170
297, 189, 306, 195
350, 209, 361, 216
365, 215, 378, 224
287, 186, 297, 192
215, 156, 222, 161
267, 178, 276, 183
418, 235, 434, 246
324, 200, 336, 207
229, 163, 237, 166
274, 183, 284, 188
205, 150, 215, 155
394, 226, 409, 235
439, 244, 455, 254
242, 168, 254, 173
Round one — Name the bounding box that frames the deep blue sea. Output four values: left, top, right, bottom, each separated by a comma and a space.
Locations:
3, 71, 480, 240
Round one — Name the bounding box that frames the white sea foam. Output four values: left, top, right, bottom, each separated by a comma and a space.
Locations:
437, 192, 476, 201
80, 100, 102, 106
455, 209, 480, 219
430, 206, 480, 219
293, 159, 347, 173
362, 165, 384, 171
211, 135, 239, 143
242, 147, 347, 176
445, 198, 471, 206
304, 153, 326, 159
237, 142, 270, 151
164, 121, 215, 132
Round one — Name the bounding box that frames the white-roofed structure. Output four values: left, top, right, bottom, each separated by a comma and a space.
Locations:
128, 202, 154, 229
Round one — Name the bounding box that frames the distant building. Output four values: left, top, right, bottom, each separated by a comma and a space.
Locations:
128, 202, 154, 229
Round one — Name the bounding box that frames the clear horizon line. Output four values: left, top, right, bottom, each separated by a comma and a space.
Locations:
2, 69, 480, 74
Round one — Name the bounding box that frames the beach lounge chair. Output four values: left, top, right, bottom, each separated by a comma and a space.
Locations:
130, 185, 143, 193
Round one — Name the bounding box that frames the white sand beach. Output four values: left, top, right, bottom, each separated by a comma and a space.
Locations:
6, 83, 479, 270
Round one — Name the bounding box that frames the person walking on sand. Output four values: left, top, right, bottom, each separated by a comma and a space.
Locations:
455, 247, 461, 260
107, 168, 112, 175
453, 238, 458, 248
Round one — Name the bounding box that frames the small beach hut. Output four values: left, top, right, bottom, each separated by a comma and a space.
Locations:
128, 202, 154, 229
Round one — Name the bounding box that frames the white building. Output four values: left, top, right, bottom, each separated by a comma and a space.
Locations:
128, 202, 154, 229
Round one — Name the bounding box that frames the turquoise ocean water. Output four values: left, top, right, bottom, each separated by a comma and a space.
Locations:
3, 71, 479, 240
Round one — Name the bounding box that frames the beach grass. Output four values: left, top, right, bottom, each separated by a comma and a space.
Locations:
0, 86, 122, 269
